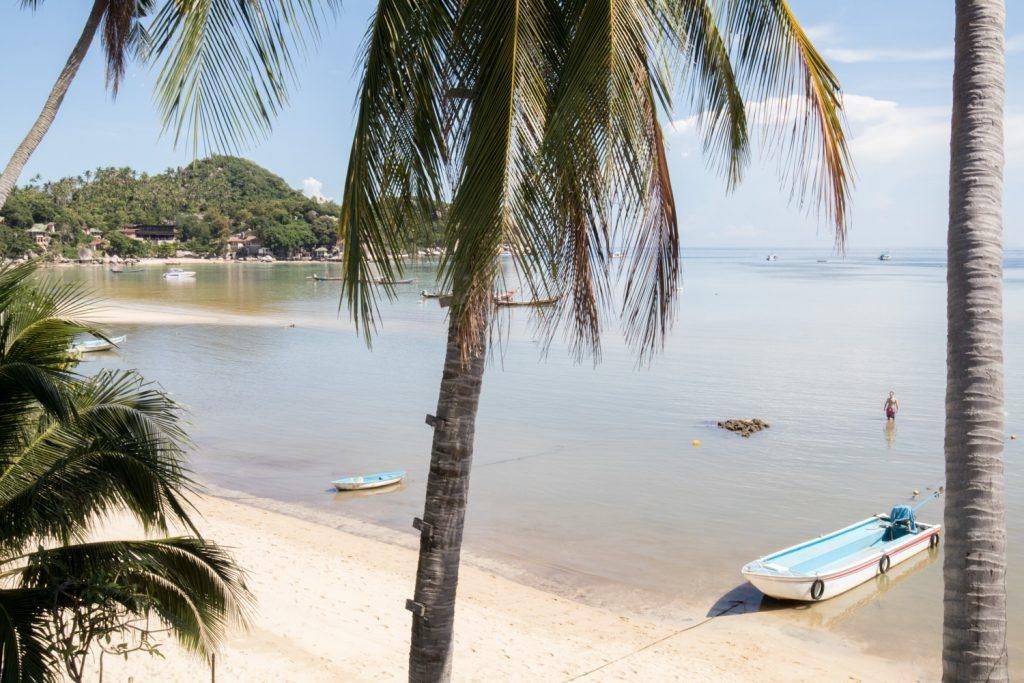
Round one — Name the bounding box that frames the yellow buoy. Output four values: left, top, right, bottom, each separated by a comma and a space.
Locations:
913, 490, 920, 496
692, 440, 700, 447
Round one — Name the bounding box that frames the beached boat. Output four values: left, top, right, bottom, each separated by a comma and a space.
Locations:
163, 268, 196, 279
72, 335, 126, 353
332, 470, 406, 491
741, 504, 940, 602
879, 251, 892, 261
421, 290, 450, 298
312, 274, 344, 281
496, 296, 560, 307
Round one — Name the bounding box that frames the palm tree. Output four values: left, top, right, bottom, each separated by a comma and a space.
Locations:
0, 0, 339, 211
334, 0, 851, 678
943, 1, 1008, 679
0, 261, 251, 681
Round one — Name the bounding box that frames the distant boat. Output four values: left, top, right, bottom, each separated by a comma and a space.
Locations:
421, 290, 450, 298
766, 254, 779, 262
332, 470, 406, 491
312, 274, 344, 281
610, 251, 625, 259
163, 268, 195, 279
362, 277, 415, 285
816, 259, 828, 263
742, 504, 940, 602
878, 251, 892, 261
72, 335, 126, 353
496, 295, 560, 308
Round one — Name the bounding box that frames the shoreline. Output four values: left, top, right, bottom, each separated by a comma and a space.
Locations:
94, 490, 932, 682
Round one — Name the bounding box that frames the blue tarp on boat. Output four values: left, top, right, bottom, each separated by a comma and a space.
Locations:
888, 504, 917, 532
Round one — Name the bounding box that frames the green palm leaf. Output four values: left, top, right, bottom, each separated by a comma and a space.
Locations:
147, 0, 341, 154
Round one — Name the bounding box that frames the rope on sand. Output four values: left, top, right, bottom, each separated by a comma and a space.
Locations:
564, 600, 747, 681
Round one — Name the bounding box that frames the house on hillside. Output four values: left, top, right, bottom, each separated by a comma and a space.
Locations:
227, 231, 263, 258
27, 224, 53, 249
121, 224, 177, 243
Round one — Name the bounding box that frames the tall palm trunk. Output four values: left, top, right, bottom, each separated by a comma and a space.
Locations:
408, 315, 488, 682
944, 0, 1007, 680
0, 0, 106, 210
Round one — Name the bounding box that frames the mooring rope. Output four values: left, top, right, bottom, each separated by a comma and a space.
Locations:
564, 600, 747, 681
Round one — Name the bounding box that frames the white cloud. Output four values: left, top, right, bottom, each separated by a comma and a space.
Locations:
824, 46, 952, 64
301, 177, 330, 202
820, 33, 1022, 64
842, 95, 949, 163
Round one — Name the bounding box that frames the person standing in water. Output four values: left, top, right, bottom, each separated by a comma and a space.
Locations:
884, 391, 899, 420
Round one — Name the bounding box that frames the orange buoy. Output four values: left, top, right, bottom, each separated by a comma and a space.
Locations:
692, 440, 700, 447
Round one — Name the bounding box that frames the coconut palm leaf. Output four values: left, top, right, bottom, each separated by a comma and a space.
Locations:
722, 0, 852, 243
12, 538, 251, 657
147, 0, 342, 154
339, 0, 453, 342
665, 0, 748, 186
438, 0, 561, 349
0, 369, 197, 553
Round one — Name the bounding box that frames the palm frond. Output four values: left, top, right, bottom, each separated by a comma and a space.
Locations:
723, 0, 852, 245
664, 0, 748, 186
540, 0, 678, 359
13, 537, 252, 658
339, 0, 453, 343
440, 0, 559, 352
0, 370, 196, 552
147, 0, 341, 155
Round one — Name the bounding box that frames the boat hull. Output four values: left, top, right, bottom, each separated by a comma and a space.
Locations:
742, 518, 940, 602
332, 472, 405, 491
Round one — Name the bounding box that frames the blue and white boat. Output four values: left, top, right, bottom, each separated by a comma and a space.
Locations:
71, 335, 126, 353
332, 470, 405, 491
741, 504, 940, 601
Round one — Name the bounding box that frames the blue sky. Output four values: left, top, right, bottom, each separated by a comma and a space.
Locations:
0, 1, 1020, 249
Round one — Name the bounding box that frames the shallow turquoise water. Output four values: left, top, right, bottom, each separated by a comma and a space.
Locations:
55, 249, 1023, 676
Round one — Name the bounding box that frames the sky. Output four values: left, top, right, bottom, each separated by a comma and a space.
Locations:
0, 1, 1021, 250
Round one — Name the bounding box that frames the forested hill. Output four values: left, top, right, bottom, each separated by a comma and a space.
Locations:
1, 156, 330, 232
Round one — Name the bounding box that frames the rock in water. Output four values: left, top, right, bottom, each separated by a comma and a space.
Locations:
717, 419, 770, 438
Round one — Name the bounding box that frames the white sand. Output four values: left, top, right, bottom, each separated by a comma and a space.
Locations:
92, 494, 930, 682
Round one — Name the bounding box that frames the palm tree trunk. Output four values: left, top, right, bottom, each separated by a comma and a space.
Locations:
0, 0, 106, 210
408, 315, 488, 682
944, 0, 1008, 680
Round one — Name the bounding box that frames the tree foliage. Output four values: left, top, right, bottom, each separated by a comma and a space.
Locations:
0, 261, 252, 681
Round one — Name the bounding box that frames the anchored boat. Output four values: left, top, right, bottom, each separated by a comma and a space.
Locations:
163, 268, 196, 279
72, 335, 126, 353
495, 295, 560, 308
741, 500, 940, 602
332, 471, 406, 491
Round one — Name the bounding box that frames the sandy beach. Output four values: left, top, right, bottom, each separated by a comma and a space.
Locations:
93, 493, 929, 682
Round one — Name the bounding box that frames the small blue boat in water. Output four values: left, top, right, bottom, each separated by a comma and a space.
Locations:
332, 470, 406, 491
742, 502, 941, 602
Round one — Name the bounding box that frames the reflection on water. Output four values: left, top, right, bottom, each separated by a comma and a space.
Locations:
50, 249, 1024, 678
884, 420, 897, 449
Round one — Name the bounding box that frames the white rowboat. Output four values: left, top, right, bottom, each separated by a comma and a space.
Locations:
72, 335, 126, 353
741, 505, 940, 602
331, 471, 405, 491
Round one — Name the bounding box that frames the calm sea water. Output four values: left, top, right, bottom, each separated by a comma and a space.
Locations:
54, 249, 1024, 676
